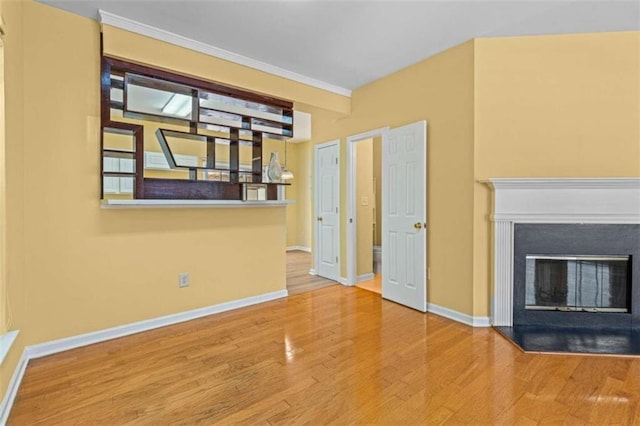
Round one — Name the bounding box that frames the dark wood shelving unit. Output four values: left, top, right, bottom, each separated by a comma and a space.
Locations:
103, 171, 137, 178
103, 149, 135, 159
101, 54, 293, 201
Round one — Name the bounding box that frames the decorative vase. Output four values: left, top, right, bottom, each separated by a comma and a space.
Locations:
267, 152, 282, 182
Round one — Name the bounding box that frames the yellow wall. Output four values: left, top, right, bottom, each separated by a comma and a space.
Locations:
0, 0, 338, 399
280, 141, 298, 247
0, 16, 6, 336
472, 31, 640, 316
287, 141, 312, 249
372, 136, 382, 247
1, 0, 25, 396
355, 139, 374, 276
310, 41, 476, 313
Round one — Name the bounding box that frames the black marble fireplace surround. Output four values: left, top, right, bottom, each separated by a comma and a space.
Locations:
513, 224, 640, 330
494, 224, 640, 355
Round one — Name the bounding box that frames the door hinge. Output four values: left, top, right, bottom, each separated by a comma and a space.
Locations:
335, 158, 338, 165
336, 256, 339, 263
335, 207, 338, 213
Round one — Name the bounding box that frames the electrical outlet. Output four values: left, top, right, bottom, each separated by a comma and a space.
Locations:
178, 272, 190, 288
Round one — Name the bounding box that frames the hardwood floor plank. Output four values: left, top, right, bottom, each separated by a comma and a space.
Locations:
356, 273, 382, 294
9, 286, 640, 424
286, 250, 337, 295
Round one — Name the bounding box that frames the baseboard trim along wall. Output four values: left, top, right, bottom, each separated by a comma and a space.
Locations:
286, 246, 311, 252
0, 350, 28, 425
357, 273, 375, 283
427, 303, 491, 328
0, 331, 19, 366
0, 289, 288, 424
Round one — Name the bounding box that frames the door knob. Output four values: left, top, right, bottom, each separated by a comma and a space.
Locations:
317, 216, 323, 222
414, 222, 422, 229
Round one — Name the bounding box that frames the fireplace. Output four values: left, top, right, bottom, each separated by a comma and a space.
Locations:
513, 223, 638, 329
487, 178, 640, 328
487, 179, 640, 354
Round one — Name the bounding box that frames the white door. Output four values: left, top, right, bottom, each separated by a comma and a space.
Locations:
382, 121, 427, 312
315, 141, 340, 281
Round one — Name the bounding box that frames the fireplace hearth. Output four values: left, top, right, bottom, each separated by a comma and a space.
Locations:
495, 325, 640, 355
487, 178, 640, 355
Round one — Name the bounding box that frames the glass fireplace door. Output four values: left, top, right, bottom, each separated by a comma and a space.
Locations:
525, 255, 630, 312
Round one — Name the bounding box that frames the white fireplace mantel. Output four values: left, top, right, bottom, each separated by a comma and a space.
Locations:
486, 178, 640, 326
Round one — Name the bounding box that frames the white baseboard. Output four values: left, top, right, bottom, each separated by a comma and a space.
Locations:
357, 273, 375, 283
338, 277, 352, 286
307, 269, 345, 286
0, 331, 19, 366
286, 246, 311, 253
427, 303, 491, 328
0, 289, 288, 423
337, 273, 375, 287
28, 289, 288, 359
0, 349, 28, 425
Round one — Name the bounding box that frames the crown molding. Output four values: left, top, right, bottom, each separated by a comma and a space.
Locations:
98, 10, 352, 98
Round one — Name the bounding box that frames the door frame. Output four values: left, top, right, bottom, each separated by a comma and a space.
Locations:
346, 127, 389, 286
313, 139, 341, 281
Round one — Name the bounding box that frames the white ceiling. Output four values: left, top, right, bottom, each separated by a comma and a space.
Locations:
39, 0, 639, 92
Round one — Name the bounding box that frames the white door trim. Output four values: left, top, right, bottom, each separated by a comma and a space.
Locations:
346, 128, 390, 285
314, 140, 341, 281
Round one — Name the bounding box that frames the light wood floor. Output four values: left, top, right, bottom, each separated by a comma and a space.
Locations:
356, 273, 382, 294
10, 286, 640, 424
286, 250, 337, 295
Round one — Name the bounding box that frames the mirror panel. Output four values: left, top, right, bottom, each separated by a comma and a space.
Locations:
125, 74, 194, 121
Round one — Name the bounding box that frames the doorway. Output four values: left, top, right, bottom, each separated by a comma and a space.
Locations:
286, 250, 337, 295
347, 122, 428, 312
346, 128, 388, 289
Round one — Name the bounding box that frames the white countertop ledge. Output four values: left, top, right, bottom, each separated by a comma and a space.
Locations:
102, 199, 295, 208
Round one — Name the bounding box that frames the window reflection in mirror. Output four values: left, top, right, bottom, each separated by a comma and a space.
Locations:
125, 74, 194, 121
214, 139, 229, 171
102, 128, 135, 200
200, 92, 291, 125
239, 141, 254, 182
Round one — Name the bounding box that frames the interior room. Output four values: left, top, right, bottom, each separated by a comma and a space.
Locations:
0, 0, 638, 423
